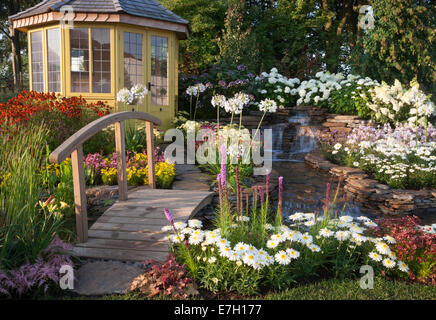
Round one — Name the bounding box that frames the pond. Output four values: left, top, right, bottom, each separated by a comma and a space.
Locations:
268, 111, 379, 222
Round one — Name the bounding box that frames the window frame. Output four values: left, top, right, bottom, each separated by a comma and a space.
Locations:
46, 26, 62, 93
29, 29, 45, 92
65, 24, 115, 98
122, 30, 145, 90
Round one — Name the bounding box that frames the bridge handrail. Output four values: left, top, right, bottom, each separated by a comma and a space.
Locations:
49, 111, 162, 243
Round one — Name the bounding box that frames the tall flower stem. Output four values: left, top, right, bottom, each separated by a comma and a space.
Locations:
239, 112, 243, 131
193, 92, 200, 122
253, 111, 266, 142
189, 95, 193, 120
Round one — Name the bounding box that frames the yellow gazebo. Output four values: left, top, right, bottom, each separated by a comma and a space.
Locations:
9, 0, 190, 129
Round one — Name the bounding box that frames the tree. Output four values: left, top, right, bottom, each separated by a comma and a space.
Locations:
159, 0, 227, 74
0, 0, 39, 91
218, 0, 260, 70
351, 0, 435, 94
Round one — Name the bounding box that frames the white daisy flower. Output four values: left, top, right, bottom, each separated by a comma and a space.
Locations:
398, 261, 409, 273
286, 248, 300, 259
382, 258, 396, 269
173, 222, 187, 230
266, 239, 279, 249
161, 225, 172, 232
319, 228, 333, 237
274, 250, 291, 265
170, 234, 184, 244
335, 230, 351, 241
299, 233, 313, 244
383, 235, 396, 244
308, 244, 321, 252
189, 234, 203, 245
375, 241, 391, 255
188, 219, 203, 228
208, 257, 217, 264
216, 238, 230, 248
235, 242, 249, 253
369, 251, 382, 262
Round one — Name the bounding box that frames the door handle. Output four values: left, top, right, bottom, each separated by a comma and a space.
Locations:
148, 82, 155, 91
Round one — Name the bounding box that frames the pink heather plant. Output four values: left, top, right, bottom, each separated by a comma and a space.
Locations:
0, 238, 74, 297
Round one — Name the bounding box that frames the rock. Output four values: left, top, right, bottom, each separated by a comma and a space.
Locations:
392, 192, 414, 202
329, 127, 352, 133
74, 261, 144, 296
322, 121, 347, 127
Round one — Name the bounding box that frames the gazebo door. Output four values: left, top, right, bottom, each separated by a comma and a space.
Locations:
148, 34, 170, 113
122, 29, 146, 113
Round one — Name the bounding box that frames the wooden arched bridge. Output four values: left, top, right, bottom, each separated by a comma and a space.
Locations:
50, 112, 213, 262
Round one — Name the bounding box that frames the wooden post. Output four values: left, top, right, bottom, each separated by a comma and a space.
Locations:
115, 121, 128, 201
146, 121, 156, 189
71, 145, 88, 243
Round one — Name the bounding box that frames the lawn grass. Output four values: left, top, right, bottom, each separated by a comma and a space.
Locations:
51, 277, 434, 300
262, 277, 435, 300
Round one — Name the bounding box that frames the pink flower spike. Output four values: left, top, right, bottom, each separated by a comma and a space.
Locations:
164, 208, 174, 226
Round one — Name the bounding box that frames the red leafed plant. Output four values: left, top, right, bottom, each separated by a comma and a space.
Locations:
371, 215, 435, 284
130, 254, 198, 299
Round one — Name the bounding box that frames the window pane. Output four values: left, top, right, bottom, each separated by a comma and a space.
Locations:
70, 28, 89, 93
151, 36, 168, 106
47, 28, 61, 92
124, 32, 143, 89
30, 31, 44, 92
92, 28, 111, 93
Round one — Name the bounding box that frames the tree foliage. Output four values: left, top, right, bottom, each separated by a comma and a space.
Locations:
351, 0, 435, 94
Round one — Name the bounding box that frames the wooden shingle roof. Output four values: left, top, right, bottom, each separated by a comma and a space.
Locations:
9, 0, 188, 26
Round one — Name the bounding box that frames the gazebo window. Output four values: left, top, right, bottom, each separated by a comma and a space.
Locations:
70, 28, 90, 93
47, 28, 61, 92
92, 28, 111, 93
30, 31, 44, 92
151, 36, 168, 106
124, 32, 143, 89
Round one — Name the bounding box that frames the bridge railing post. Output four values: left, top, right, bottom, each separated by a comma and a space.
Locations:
146, 121, 156, 189
71, 144, 88, 243
115, 120, 128, 201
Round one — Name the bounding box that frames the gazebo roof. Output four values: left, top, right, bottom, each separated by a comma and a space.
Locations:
9, 0, 189, 26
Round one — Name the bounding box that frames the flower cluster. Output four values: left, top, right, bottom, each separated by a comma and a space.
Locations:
255, 67, 300, 108
186, 83, 207, 96
319, 123, 436, 189
0, 238, 74, 297
370, 216, 435, 283
117, 84, 149, 105
367, 79, 435, 126
211, 92, 253, 115
0, 91, 110, 130
98, 151, 176, 188
296, 72, 379, 108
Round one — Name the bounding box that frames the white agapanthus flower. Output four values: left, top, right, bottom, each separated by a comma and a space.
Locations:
258, 98, 278, 113
130, 83, 148, 103
117, 87, 134, 104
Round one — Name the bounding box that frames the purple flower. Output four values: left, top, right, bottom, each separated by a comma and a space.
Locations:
237, 64, 246, 71
258, 185, 264, 206
218, 80, 227, 88
278, 176, 283, 216
220, 144, 227, 188
164, 208, 174, 226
